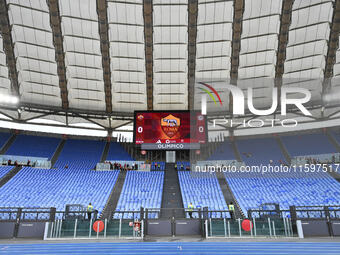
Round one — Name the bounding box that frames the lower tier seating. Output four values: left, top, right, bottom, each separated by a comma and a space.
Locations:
0, 167, 119, 217
226, 171, 340, 216
115, 171, 164, 218
0, 166, 13, 179
178, 171, 229, 218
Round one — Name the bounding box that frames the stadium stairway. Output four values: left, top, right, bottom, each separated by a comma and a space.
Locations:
50, 139, 66, 167
325, 130, 340, 152
216, 171, 244, 219
0, 166, 22, 189
100, 141, 110, 162
160, 163, 185, 218
275, 136, 292, 164
231, 139, 242, 162
328, 171, 340, 183
0, 133, 16, 154
100, 170, 127, 219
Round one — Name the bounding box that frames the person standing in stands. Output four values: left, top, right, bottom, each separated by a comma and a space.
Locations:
228, 202, 235, 220
188, 202, 194, 218
87, 203, 93, 220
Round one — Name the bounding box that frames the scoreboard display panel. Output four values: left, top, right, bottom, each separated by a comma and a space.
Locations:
134, 111, 206, 144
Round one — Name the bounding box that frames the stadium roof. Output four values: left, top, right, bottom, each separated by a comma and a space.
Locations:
0, 0, 340, 133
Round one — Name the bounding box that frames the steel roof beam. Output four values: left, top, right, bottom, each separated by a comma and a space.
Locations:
97, 0, 113, 113
0, 0, 19, 96
143, 0, 153, 110
229, 0, 244, 114
188, 0, 198, 110
323, 0, 340, 87
275, 0, 294, 98
47, 0, 69, 109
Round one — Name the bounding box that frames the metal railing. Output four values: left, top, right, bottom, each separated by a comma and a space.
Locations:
247, 205, 340, 220
205, 217, 294, 238
44, 218, 144, 240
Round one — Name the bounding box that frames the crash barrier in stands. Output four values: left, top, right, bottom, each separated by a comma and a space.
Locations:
291, 152, 340, 165
96, 161, 151, 171
0, 155, 51, 169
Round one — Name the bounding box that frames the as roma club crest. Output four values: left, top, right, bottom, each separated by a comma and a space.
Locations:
160, 114, 181, 138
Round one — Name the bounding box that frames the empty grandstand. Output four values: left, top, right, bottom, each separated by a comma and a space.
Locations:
5, 134, 60, 159
1, 0, 340, 251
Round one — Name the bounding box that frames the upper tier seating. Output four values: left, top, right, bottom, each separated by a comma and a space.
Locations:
208, 141, 235, 160
332, 132, 340, 147
281, 133, 336, 156
0, 132, 10, 148
54, 139, 105, 169
226, 171, 340, 216
115, 171, 164, 218
0, 166, 13, 179
0, 167, 119, 215
6, 134, 60, 159
178, 171, 229, 218
236, 137, 285, 165
106, 142, 132, 161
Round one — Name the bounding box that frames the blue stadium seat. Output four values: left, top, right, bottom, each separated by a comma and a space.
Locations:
6, 134, 60, 159
176, 161, 190, 170
178, 171, 229, 218
0, 166, 13, 179
0, 167, 119, 217
151, 162, 165, 170
236, 137, 285, 165
281, 133, 336, 156
54, 139, 105, 169
106, 142, 133, 161
114, 171, 164, 219
0, 132, 10, 149
208, 141, 235, 160
0, 138, 118, 219
226, 171, 340, 216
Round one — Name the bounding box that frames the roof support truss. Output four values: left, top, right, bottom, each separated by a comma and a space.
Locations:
188, 0, 198, 110
0, 0, 19, 96
47, 0, 69, 109
143, 0, 153, 110
275, 0, 294, 97
229, 0, 244, 114
323, 0, 340, 87
97, 0, 113, 113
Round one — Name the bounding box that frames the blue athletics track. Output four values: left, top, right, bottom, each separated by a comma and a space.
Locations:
0, 242, 340, 255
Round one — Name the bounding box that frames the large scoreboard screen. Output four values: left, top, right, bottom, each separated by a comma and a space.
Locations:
134, 111, 206, 144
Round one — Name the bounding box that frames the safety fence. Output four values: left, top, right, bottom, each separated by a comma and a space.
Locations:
44, 218, 143, 240
205, 218, 294, 238
2, 206, 340, 239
